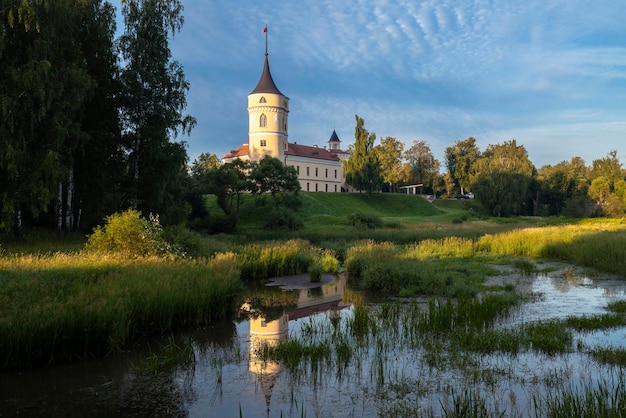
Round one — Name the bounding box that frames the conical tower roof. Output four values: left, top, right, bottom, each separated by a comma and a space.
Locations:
328, 129, 341, 144
250, 53, 284, 96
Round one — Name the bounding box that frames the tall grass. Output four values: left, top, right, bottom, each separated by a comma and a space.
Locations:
235, 239, 313, 281
0, 252, 242, 368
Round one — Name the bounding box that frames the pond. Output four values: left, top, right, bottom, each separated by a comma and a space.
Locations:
2, 263, 626, 417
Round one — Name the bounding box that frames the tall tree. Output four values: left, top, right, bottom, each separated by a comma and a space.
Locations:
0, 0, 93, 239
118, 0, 196, 224
403, 140, 439, 194
471, 140, 536, 217
445, 137, 480, 195
249, 156, 301, 212
343, 115, 381, 194
374, 136, 404, 192
210, 159, 251, 230
72, 0, 123, 231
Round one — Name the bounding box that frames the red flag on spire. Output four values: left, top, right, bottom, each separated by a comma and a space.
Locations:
262, 25, 267, 33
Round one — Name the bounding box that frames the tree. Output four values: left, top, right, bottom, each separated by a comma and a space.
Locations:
118, 0, 196, 223
471, 140, 536, 217
343, 115, 382, 194
210, 159, 250, 230
374, 136, 404, 192
249, 156, 301, 212
445, 137, 480, 195
588, 151, 625, 217
70, 0, 123, 232
403, 140, 439, 194
0, 0, 93, 239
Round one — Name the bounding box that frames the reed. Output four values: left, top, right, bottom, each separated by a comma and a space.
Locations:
0, 251, 242, 368
235, 239, 313, 281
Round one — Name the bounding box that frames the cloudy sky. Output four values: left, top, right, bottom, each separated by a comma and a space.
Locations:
118, 0, 626, 168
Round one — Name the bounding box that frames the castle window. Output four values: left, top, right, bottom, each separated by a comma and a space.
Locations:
325, 184, 328, 192
307, 183, 310, 191
334, 185, 337, 192
260, 140, 267, 147
315, 168, 318, 177
334, 169, 337, 178
315, 183, 318, 192
296, 166, 300, 174
325, 169, 328, 178
307, 167, 310, 176
260, 114, 267, 127
259, 97, 267, 103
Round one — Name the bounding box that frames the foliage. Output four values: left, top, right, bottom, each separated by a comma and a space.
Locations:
85, 209, 172, 258
403, 139, 441, 195
343, 115, 382, 194
210, 159, 251, 229
374, 136, 404, 192
118, 0, 196, 221
348, 212, 383, 229
471, 140, 536, 217
308, 262, 323, 282
445, 137, 481, 196
249, 156, 301, 214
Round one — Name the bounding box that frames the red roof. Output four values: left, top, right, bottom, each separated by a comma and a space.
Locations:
222, 144, 249, 159
286, 143, 340, 162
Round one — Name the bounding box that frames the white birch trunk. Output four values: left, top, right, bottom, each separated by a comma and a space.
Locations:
65, 166, 74, 231
56, 182, 63, 233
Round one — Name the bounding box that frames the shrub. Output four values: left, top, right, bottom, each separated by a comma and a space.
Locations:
85, 210, 172, 258
320, 251, 340, 273
309, 263, 323, 282
348, 212, 383, 229
264, 208, 304, 231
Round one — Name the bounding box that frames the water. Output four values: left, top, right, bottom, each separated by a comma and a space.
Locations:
2, 266, 626, 417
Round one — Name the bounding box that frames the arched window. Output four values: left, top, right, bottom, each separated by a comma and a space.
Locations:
260, 114, 267, 127
259, 97, 267, 103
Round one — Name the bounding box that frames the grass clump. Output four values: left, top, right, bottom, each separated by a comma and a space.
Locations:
348, 212, 383, 229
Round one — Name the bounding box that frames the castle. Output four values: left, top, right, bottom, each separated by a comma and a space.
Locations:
222, 40, 348, 192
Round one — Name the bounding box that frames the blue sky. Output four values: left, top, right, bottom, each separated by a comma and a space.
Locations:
117, 0, 626, 169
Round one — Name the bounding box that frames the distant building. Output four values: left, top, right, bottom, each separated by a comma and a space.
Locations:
222, 43, 349, 192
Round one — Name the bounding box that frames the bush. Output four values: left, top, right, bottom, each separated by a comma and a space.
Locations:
320, 251, 340, 273
348, 212, 383, 229
309, 263, 323, 282
264, 208, 304, 231
85, 210, 172, 258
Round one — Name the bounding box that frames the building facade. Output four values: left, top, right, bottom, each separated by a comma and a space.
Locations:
222, 46, 348, 192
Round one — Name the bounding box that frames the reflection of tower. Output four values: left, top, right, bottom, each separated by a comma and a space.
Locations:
249, 313, 288, 417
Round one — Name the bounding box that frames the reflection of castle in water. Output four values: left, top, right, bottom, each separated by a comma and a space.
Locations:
243, 275, 347, 417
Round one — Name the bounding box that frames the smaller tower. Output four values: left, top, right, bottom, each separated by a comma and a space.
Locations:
248, 28, 289, 162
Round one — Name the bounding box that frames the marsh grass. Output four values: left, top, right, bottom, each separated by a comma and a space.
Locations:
536, 372, 626, 417
589, 347, 626, 366
235, 239, 312, 281
0, 252, 241, 368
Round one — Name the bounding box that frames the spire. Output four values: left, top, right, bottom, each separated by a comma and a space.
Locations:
250, 25, 284, 96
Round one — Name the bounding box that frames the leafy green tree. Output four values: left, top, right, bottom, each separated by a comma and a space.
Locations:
211, 159, 251, 230
374, 136, 404, 192
191, 152, 221, 178
343, 115, 382, 194
471, 140, 536, 217
588, 151, 625, 217
0, 0, 94, 239
403, 140, 440, 194
72, 0, 123, 231
118, 0, 196, 223
536, 157, 591, 216
249, 156, 301, 212
445, 137, 480, 195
